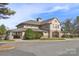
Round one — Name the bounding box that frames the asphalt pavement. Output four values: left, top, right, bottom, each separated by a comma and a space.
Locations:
0, 40, 79, 56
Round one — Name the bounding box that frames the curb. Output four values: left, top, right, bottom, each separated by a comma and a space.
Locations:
15, 39, 79, 43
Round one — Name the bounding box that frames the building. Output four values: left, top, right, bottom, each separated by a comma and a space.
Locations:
7, 17, 62, 40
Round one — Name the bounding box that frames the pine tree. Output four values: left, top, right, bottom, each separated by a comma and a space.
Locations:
0, 3, 15, 19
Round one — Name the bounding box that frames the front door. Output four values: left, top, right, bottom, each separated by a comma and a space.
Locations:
52, 31, 59, 37
13, 32, 22, 39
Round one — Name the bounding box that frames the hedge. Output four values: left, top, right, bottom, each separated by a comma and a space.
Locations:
23, 29, 43, 40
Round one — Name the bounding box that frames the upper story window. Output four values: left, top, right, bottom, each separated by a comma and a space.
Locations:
24, 25, 39, 29
17, 25, 23, 28
52, 24, 59, 29
56, 25, 59, 28
54, 20, 57, 23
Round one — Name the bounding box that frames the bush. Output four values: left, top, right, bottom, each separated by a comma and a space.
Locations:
62, 34, 79, 38
23, 29, 43, 40
62, 35, 74, 38
23, 29, 35, 40
35, 32, 43, 39
73, 34, 79, 37
4, 31, 10, 40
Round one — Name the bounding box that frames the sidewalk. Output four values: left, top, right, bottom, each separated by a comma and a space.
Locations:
15, 39, 66, 43
65, 38, 79, 40
14, 38, 79, 42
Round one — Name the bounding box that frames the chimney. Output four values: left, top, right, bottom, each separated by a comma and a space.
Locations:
36, 17, 42, 22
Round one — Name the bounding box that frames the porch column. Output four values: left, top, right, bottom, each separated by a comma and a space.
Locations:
48, 31, 52, 38
8, 32, 13, 40
21, 32, 25, 39
59, 31, 62, 38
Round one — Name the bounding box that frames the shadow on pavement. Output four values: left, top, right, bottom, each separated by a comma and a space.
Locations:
59, 48, 79, 56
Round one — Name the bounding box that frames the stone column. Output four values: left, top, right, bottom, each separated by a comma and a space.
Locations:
49, 24, 53, 38
8, 32, 13, 40
21, 32, 25, 40
59, 31, 62, 38
48, 30, 52, 38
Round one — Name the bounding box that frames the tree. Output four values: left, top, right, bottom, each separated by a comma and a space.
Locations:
0, 24, 7, 35
62, 19, 73, 33
35, 32, 43, 39
23, 29, 43, 40
71, 19, 77, 34
75, 16, 79, 33
23, 29, 35, 40
76, 16, 79, 24
61, 19, 74, 38
0, 3, 16, 19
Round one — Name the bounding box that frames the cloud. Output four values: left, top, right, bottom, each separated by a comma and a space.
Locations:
0, 3, 79, 29
15, 4, 70, 18
0, 4, 71, 29
41, 5, 70, 13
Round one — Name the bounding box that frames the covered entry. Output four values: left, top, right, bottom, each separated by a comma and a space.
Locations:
8, 28, 26, 39
8, 28, 45, 39
52, 31, 59, 37
12, 32, 22, 39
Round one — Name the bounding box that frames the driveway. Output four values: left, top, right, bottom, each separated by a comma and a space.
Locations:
0, 39, 79, 56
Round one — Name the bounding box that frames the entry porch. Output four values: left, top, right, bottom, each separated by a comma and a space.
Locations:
6, 28, 62, 40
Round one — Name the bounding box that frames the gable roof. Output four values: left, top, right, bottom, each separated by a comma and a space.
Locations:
23, 20, 41, 25
16, 17, 61, 27
16, 20, 41, 27
9, 28, 47, 32
44, 17, 61, 23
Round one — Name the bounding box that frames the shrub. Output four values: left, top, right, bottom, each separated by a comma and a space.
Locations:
35, 32, 43, 39
23, 29, 43, 40
62, 34, 79, 38
73, 34, 79, 37
4, 31, 10, 40
23, 29, 35, 40
62, 34, 74, 38
0, 24, 7, 35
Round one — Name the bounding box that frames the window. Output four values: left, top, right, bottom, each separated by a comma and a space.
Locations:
55, 20, 57, 22
57, 25, 59, 28
52, 24, 59, 29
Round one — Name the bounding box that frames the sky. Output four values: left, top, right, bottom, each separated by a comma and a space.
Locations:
0, 3, 79, 29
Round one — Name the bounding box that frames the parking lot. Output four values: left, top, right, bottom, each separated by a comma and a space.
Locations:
0, 39, 79, 56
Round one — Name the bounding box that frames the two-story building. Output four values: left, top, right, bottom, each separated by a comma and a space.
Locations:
7, 17, 62, 40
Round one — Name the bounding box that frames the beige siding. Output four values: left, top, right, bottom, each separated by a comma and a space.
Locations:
17, 25, 39, 29
39, 24, 50, 30
41, 32, 48, 38
49, 18, 61, 31
23, 25, 39, 29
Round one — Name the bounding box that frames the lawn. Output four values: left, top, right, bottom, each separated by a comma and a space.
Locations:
40, 38, 65, 40
23, 38, 65, 40
0, 40, 15, 43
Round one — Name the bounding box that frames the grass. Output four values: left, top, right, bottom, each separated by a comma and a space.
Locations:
40, 38, 65, 40
0, 40, 15, 42
23, 38, 65, 40
22, 38, 66, 42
